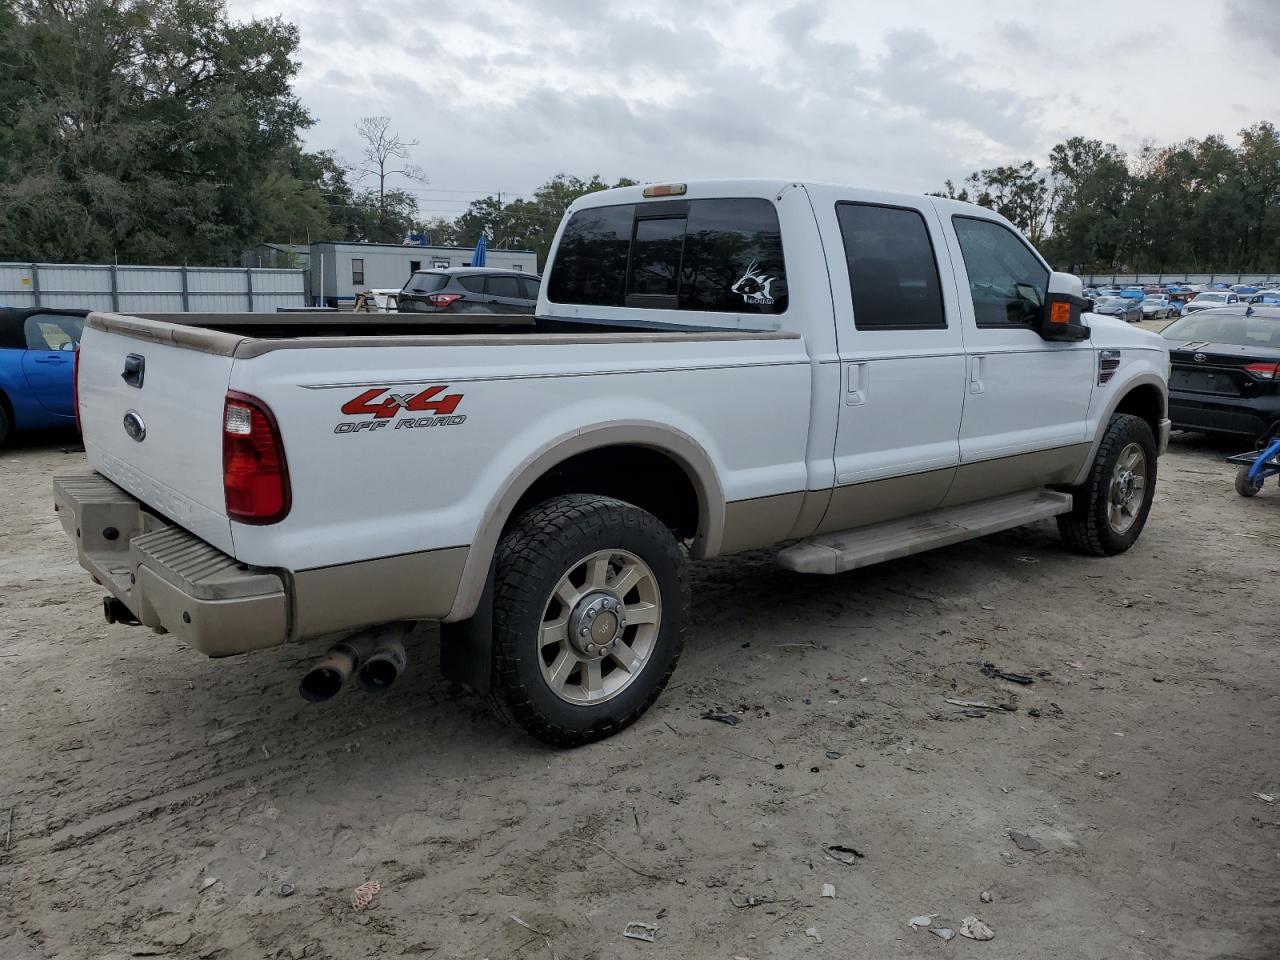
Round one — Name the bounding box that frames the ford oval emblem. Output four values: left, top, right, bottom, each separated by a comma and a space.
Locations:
1193, 352, 1207, 363
123, 410, 146, 442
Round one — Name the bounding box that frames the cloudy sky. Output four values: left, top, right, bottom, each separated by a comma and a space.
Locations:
227, 0, 1279, 216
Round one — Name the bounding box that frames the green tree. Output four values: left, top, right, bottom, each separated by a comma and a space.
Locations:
452, 173, 638, 267
0, 0, 311, 264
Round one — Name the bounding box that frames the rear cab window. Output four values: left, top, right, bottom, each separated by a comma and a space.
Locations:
548, 198, 788, 315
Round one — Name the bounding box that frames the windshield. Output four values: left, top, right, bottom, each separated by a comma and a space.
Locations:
403, 272, 450, 294
1145, 297, 1167, 304
1163, 312, 1280, 347
1095, 297, 1125, 307
1193, 293, 1227, 302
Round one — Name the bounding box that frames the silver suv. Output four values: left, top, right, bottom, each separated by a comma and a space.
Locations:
398, 268, 542, 314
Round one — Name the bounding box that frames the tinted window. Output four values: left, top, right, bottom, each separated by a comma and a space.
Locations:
629, 217, 685, 297
679, 199, 787, 313
520, 277, 542, 300
547, 203, 635, 306
836, 203, 945, 329
457, 275, 487, 294
24, 314, 83, 350
1163, 312, 1280, 347
404, 273, 449, 294
952, 217, 1049, 327
486, 275, 523, 299
548, 198, 787, 313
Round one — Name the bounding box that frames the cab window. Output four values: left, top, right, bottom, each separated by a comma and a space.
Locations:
952, 216, 1049, 327
548, 198, 787, 314
836, 203, 945, 330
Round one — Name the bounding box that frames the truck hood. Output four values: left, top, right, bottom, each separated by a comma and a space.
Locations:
1084, 311, 1167, 350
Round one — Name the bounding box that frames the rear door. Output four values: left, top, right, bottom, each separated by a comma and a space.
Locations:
20, 313, 83, 417
484, 274, 533, 313
938, 213, 1095, 503
808, 190, 967, 532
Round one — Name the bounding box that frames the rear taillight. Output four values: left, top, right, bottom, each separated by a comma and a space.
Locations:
223, 391, 290, 524
1244, 362, 1280, 381
427, 293, 463, 309
73, 346, 82, 433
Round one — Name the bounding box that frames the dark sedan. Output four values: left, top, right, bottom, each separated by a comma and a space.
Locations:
1092, 296, 1143, 322
1162, 305, 1280, 441
397, 267, 542, 315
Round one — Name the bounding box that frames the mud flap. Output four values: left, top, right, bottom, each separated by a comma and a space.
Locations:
439, 561, 494, 695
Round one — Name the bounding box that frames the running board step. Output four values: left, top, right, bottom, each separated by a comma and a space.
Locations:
777, 489, 1074, 575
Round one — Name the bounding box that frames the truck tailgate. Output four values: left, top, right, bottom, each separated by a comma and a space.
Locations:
77, 315, 239, 554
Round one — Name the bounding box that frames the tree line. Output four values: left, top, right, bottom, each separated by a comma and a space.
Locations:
0, 0, 631, 267
933, 124, 1280, 273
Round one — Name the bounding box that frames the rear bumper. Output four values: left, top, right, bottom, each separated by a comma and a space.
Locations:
53, 473, 288, 657
1169, 392, 1280, 440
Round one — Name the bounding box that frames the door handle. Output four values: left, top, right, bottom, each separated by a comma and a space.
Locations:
968, 355, 985, 395
845, 362, 868, 406
34, 356, 69, 364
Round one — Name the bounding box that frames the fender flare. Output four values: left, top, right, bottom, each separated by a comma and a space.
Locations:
443, 420, 726, 622
1071, 372, 1168, 487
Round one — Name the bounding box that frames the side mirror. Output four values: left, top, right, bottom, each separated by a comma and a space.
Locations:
1037, 271, 1091, 342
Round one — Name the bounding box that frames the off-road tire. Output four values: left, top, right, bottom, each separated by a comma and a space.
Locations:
1235, 466, 1263, 498
490, 494, 689, 747
1058, 413, 1158, 556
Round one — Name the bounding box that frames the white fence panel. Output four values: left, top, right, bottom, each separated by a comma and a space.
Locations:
0, 262, 306, 311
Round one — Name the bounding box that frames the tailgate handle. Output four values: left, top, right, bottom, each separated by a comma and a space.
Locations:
121, 354, 145, 389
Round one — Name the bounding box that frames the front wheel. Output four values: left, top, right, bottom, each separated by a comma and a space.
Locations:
1058, 413, 1158, 556
490, 494, 689, 747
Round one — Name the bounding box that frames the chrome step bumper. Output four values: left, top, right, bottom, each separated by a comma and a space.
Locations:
53, 473, 288, 657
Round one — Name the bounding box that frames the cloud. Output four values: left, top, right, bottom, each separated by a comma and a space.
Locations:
224, 0, 1272, 208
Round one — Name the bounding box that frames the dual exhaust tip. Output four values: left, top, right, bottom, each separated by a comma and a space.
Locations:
299, 623, 411, 703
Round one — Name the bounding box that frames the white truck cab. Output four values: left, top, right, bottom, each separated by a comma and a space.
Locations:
56, 179, 1170, 746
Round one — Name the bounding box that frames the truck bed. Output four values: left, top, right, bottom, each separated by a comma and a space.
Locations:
125, 311, 776, 341
96, 311, 795, 359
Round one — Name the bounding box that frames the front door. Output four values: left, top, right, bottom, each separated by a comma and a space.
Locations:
937, 213, 1095, 505
808, 190, 968, 533
20, 313, 84, 417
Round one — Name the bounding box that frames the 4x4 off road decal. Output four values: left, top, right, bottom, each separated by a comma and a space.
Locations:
731, 260, 775, 305
334, 386, 467, 434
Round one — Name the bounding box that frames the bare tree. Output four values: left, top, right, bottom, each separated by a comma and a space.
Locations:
354, 116, 426, 236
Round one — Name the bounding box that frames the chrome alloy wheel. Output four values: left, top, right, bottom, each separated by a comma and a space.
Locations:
538, 549, 661, 705
1108, 442, 1148, 534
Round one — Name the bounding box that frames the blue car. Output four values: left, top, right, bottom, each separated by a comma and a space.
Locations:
0, 307, 88, 445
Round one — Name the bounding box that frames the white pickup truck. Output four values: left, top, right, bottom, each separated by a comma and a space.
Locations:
57, 179, 1170, 746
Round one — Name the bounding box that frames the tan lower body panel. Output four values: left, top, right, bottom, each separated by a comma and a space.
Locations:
290, 546, 468, 640
817, 468, 954, 535
719, 491, 806, 555
941, 444, 1089, 508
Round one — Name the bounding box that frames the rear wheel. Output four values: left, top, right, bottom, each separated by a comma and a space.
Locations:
1058, 414, 1158, 556
0, 401, 10, 447
490, 494, 689, 747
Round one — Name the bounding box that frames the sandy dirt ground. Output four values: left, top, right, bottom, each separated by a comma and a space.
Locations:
2, 422, 1278, 960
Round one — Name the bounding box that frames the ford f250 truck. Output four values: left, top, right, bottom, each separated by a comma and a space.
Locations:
56, 180, 1171, 746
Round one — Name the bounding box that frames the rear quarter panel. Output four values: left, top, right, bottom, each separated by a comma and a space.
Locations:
227, 336, 813, 572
